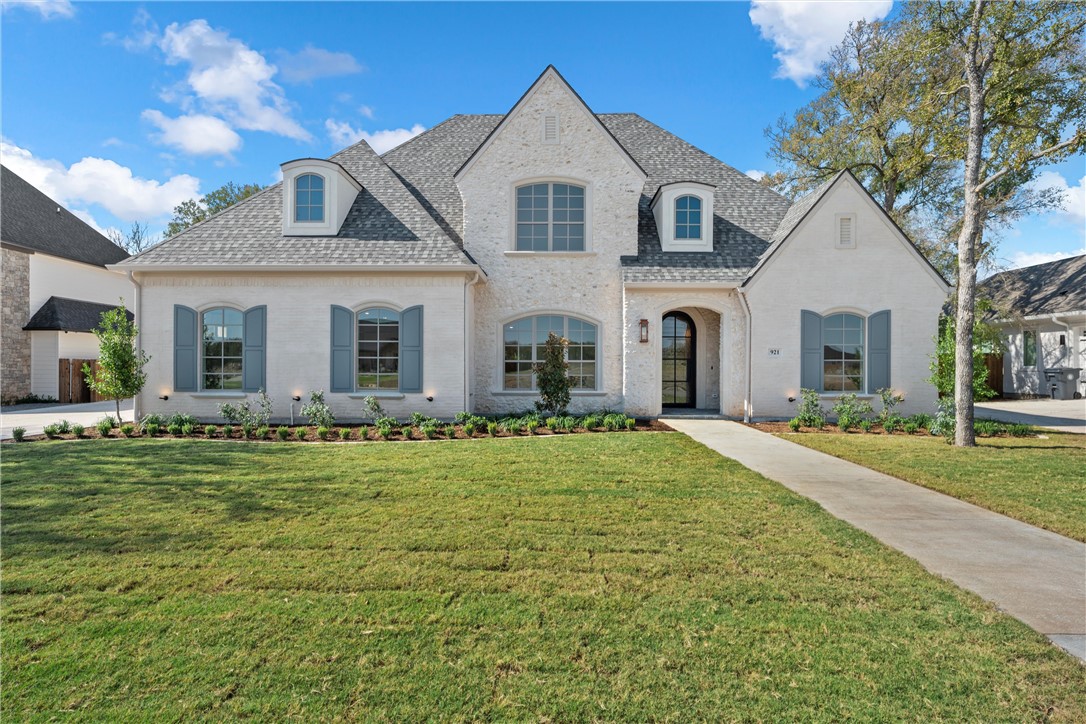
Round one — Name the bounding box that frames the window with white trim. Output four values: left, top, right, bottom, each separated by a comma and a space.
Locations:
674, 195, 702, 239
201, 307, 244, 390
503, 315, 597, 390
295, 173, 325, 222
515, 183, 585, 251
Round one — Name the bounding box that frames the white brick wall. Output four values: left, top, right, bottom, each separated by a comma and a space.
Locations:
136, 271, 471, 422
457, 73, 643, 414
743, 176, 948, 418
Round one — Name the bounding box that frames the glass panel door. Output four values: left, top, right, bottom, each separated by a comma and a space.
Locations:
662, 311, 695, 408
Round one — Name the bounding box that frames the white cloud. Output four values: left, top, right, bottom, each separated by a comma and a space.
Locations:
2, 0, 74, 20
158, 19, 310, 140
1032, 170, 1086, 225
276, 45, 364, 84
359, 105, 375, 120
749, 0, 892, 87
325, 119, 425, 154
1007, 250, 1081, 270
1, 138, 200, 220
745, 169, 767, 181
142, 110, 242, 156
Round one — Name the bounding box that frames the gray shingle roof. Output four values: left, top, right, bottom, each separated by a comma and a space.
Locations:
23, 296, 133, 332
1, 165, 128, 267
980, 254, 1086, 319
121, 138, 474, 268
119, 111, 798, 278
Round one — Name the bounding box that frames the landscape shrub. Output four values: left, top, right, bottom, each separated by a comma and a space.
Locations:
221, 425, 234, 439
831, 393, 873, 432
876, 388, 904, 428
909, 413, 933, 429
546, 417, 559, 431
903, 420, 920, 434
361, 395, 387, 422
338, 427, 351, 440
411, 412, 435, 427
301, 390, 335, 429
56, 419, 72, 434
883, 414, 905, 433
241, 423, 254, 439
444, 425, 456, 439
1008, 423, 1033, 437
487, 421, 498, 436
796, 388, 825, 427
317, 426, 330, 441
71, 423, 86, 438
276, 425, 290, 441
12, 427, 26, 442
534, 332, 572, 416
422, 424, 438, 440
167, 423, 182, 436
974, 419, 1000, 437
505, 421, 522, 435
144, 423, 160, 437
255, 425, 269, 440
293, 427, 306, 441
180, 423, 194, 437
374, 416, 399, 429
205, 424, 218, 437
858, 419, 874, 433
139, 413, 166, 432
463, 421, 477, 436
788, 417, 802, 432
556, 415, 577, 432
167, 412, 198, 429
43, 424, 60, 439
96, 419, 114, 437
625, 418, 636, 431
929, 398, 955, 439
603, 413, 628, 431
218, 389, 274, 428
400, 425, 413, 439
377, 424, 393, 440
582, 414, 601, 430
120, 423, 136, 437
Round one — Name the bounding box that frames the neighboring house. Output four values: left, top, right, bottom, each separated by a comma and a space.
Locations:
1, 165, 134, 402
979, 254, 1086, 399
114, 66, 949, 422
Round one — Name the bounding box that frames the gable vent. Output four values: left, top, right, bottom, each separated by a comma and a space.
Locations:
837, 214, 856, 248
542, 113, 559, 144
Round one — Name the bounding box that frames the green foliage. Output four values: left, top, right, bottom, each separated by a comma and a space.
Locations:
255, 425, 269, 440
43, 424, 60, 439
180, 423, 194, 437
581, 414, 601, 430
400, 425, 413, 439
165, 181, 265, 238
422, 424, 438, 440
96, 419, 114, 437
930, 399, 956, 440
603, 413, 629, 431
219, 389, 274, 427
338, 428, 351, 441
463, 422, 477, 437
316, 426, 330, 441
486, 421, 498, 437
534, 332, 572, 417
377, 424, 394, 441
875, 388, 904, 427
831, 394, 873, 433
301, 390, 335, 428
625, 418, 636, 431
788, 417, 802, 433
411, 412, 430, 427
12, 427, 26, 442
276, 425, 290, 441
71, 424, 86, 438
167, 423, 183, 436
83, 302, 150, 422
1, 393, 57, 406
55, 419, 71, 434
974, 420, 1000, 437
139, 413, 166, 431
293, 427, 306, 441
167, 412, 198, 428
222, 425, 234, 439
120, 423, 136, 438
444, 425, 456, 439
144, 423, 160, 437
929, 313, 1000, 401
361, 396, 387, 422
902, 420, 920, 435
883, 414, 904, 434
858, 419, 874, 434
205, 425, 218, 438
241, 423, 254, 439
1008, 423, 1033, 438
795, 389, 825, 428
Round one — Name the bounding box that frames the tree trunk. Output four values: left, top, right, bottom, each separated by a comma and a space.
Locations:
953, 0, 989, 448
115, 397, 121, 425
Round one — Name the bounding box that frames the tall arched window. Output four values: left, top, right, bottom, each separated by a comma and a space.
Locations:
503, 314, 597, 390
201, 307, 244, 390
357, 307, 399, 390
822, 313, 864, 392
674, 195, 701, 239
295, 173, 325, 222
515, 182, 585, 251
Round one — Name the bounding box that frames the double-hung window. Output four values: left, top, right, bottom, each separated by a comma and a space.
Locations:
515, 183, 585, 251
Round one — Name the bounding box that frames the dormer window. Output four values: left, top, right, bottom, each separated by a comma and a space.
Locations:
294, 173, 325, 222
280, 158, 361, 237
651, 181, 715, 252
674, 195, 702, 239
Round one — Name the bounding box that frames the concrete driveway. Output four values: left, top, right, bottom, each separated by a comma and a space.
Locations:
976, 398, 1085, 434
1, 400, 134, 440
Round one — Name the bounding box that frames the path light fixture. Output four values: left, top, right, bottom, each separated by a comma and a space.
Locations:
639, 319, 649, 343
291, 395, 301, 402
159, 394, 169, 401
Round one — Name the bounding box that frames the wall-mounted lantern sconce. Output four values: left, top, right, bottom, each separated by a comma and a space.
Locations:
787, 396, 795, 403
159, 394, 169, 401
291, 395, 301, 402
639, 319, 649, 343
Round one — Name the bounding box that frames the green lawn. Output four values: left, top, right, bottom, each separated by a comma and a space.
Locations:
3, 435, 1084, 720
784, 432, 1086, 543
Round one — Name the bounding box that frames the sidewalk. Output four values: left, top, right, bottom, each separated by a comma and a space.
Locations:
1, 400, 134, 440
664, 418, 1086, 662
976, 398, 1085, 434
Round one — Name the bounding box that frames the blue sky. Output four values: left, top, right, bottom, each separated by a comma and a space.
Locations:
2, 0, 1082, 271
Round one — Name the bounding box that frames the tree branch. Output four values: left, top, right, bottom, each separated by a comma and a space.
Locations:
975, 133, 1084, 194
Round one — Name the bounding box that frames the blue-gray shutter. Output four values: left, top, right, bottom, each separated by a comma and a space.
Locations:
868, 309, 891, 393
330, 305, 354, 392
800, 310, 823, 392
399, 305, 423, 393
174, 305, 198, 392
242, 305, 266, 392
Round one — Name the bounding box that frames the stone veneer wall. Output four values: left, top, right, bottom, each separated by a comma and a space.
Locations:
1, 247, 31, 400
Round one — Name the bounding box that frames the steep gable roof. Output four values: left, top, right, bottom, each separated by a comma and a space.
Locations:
1, 165, 128, 267
979, 254, 1086, 319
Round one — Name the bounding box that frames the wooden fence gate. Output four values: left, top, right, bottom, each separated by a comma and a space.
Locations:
58, 359, 104, 404
982, 353, 1004, 398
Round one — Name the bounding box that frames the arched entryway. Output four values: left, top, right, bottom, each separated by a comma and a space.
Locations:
662, 311, 696, 408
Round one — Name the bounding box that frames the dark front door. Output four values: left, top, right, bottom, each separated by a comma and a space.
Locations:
662, 311, 696, 408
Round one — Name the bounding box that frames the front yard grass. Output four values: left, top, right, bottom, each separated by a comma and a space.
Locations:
3, 435, 1084, 720
784, 431, 1086, 543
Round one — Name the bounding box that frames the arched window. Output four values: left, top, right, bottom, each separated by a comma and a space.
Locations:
515, 182, 585, 251
674, 195, 701, 239
357, 307, 399, 390
503, 314, 597, 390
295, 173, 325, 222
822, 313, 864, 392
201, 307, 244, 390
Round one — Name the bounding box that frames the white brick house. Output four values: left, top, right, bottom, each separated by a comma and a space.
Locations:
116, 67, 950, 422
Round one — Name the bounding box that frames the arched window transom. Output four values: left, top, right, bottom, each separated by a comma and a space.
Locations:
295, 173, 325, 222
357, 307, 399, 390
503, 315, 597, 390
202, 307, 244, 390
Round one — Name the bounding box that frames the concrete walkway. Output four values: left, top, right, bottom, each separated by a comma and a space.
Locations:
0, 400, 133, 440
976, 398, 1085, 434
664, 418, 1086, 662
